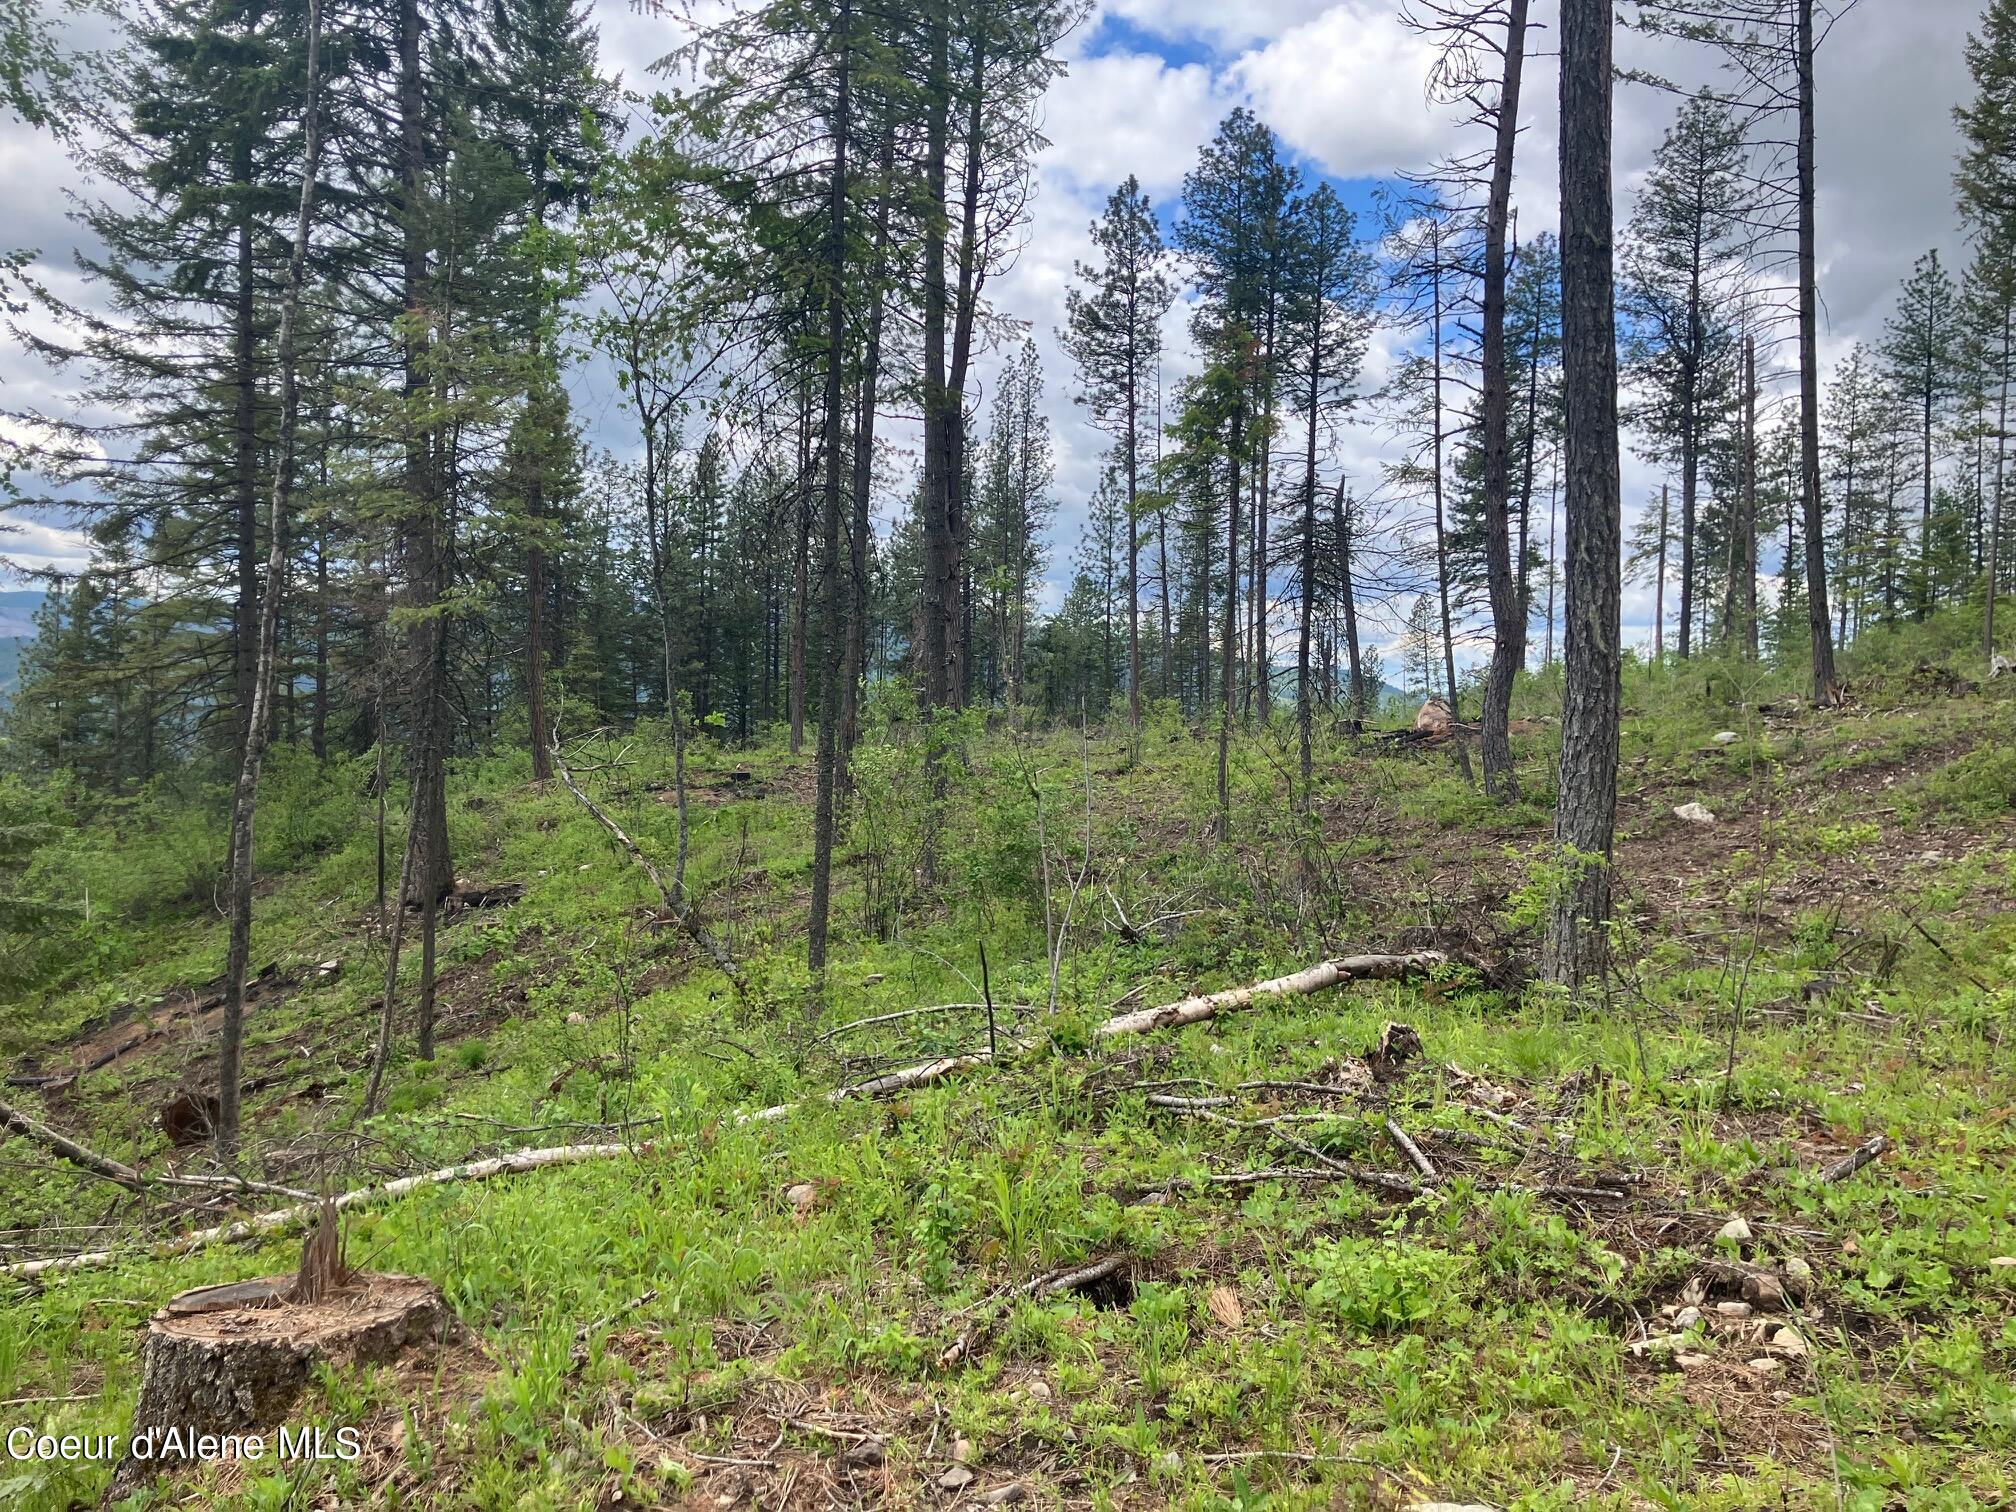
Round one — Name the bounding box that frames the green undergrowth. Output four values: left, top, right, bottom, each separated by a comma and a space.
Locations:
2, 636, 2014, 1509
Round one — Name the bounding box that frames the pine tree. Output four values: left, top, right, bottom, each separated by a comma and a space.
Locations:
1062, 175, 1174, 727
1955, 0, 2016, 657
1622, 91, 1748, 660
1882, 250, 1962, 617
1279, 182, 1372, 792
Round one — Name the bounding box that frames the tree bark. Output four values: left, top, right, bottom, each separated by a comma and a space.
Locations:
808, 0, 851, 978
1332, 478, 1365, 725
1479, 0, 1531, 801
1428, 244, 1472, 783
1990, 300, 2008, 664
1653, 482, 1668, 659
1545, 0, 1623, 994
1218, 404, 1242, 842
1795, 0, 1840, 701
841, 125, 893, 763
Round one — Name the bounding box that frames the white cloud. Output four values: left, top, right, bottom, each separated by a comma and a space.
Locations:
1040, 50, 1235, 199
0, 515, 94, 577
1232, 3, 1458, 181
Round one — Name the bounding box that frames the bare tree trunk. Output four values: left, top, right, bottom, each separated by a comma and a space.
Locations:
1742, 333, 1759, 656
1479, 0, 1531, 801
527, 528, 552, 780
917, 10, 954, 880
1429, 247, 1473, 783
1544, 0, 1623, 994
1218, 410, 1241, 842
1653, 482, 1668, 660
841, 126, 894, 763
1126, 361, 1142, 729
217, 5, 326, 1155
1990, 301, 2009, 664
232, 140, 260, 754
946, 24, 988, 710
311, 518, 328, 759
397, 0, 452, 903
808, 0, 851, 978
1332, 478, 1365, 725
788, 394, 811, 755
1295, 277, 1327, 790
1795, 0, 1839, 702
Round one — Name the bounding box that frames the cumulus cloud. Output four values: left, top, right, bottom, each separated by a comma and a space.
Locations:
0, 516, 95, 578
1230, 3, 1459, 182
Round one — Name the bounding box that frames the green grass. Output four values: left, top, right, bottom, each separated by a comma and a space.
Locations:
2, 653, 2015, 1509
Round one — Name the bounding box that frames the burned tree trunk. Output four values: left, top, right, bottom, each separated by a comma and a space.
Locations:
1478, 0, 1532, 802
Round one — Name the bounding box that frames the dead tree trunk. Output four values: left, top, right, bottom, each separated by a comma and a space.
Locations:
1795, 0, 1840, 702
808, 0, 851, 978
1478, 0, 1532, 802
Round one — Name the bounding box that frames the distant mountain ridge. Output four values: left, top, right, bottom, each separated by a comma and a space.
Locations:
0, 588, 45, 639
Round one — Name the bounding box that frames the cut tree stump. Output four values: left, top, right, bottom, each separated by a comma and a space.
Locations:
114, 1272, 447, 1488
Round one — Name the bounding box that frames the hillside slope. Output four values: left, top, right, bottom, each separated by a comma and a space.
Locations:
2, 667, 2014, 1510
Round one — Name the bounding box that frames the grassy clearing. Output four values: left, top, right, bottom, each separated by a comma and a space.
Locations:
2, 653, 2014, 1509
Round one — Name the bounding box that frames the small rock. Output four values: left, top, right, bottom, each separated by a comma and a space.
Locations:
785, 1181, 822, 1217
1747, 1356, 1784, 1376
316, 958, 342, 978
1782, 1256, 1815, 1296
1712, 730, 1740, 745
1675, 1351, 1714, 1371
1742, 1272, 1787, 1310
1153, 1451, 1183, 1477
1988, 1256, 2016, 1269
1768, 1326, 1809, 1359
1716, 1301, 1754, 1319
1025, 1380, 1052, 1402
840, 1439, 885, 1469
1675, 801, 1717, 825
1716, 1215, 1753, 1245
1673, 1306, 1703, 1331
1628, 1333, 1687, 1360
978, 1487, 1027, 1506
952, 1436, 975, 1464
938, 1464, 975, 1492
566, 1011, 587, 1026
861, 973, 886, 986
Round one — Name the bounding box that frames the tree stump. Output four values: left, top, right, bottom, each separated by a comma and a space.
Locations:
113, 1272, 446, 1490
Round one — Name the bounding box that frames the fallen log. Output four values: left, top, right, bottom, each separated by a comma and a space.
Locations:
6, 954, 1447, 1278
1095, 953, 1447, 1037
3, 1143, 632, 1279
0, 1096, 309, 1203
1819, 1134, 1890, 1183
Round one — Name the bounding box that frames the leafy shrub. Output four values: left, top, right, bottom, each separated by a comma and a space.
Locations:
1304, 1237, 1469, 1332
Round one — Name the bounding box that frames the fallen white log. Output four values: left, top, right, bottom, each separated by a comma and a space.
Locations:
4, 1143, 633, 1280
1095, 953, 1447, 1037
6, 955, 1444, 1279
